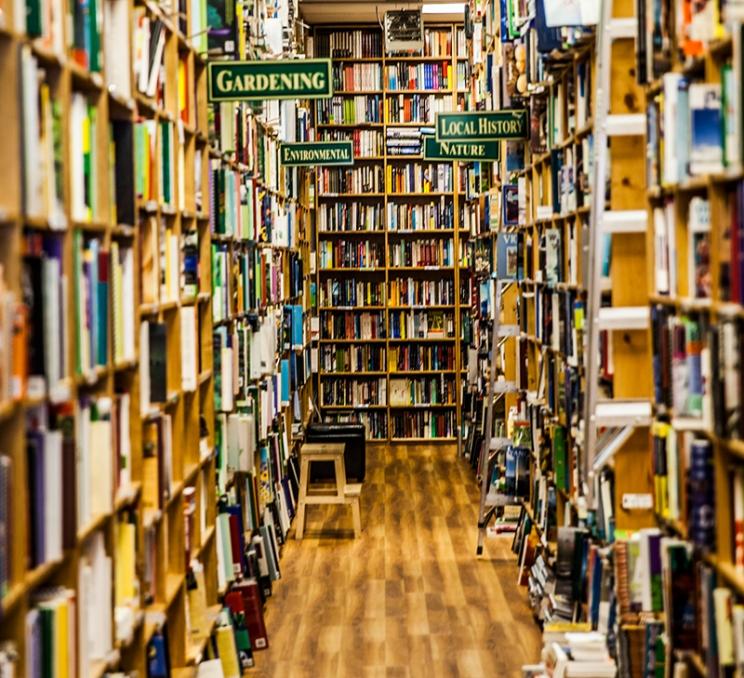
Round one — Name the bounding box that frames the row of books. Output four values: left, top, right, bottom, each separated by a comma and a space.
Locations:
648, 74, 739, 184
389, 375, 456, 406
317, 95, 383, 125
388, 238, 458, 267
388, 309, 455, 339
20, 48, 65, 228
319, 344, 386, 373
318, 165, 384, 194
313, 29, 383, 58
318, 279, 386, 308
387, 200, 457, 231
388, 277, 456, 306
390, 410, 455, 438
212, 246, 299, 322
318, 202, 384, 232
422, 28, 457, 58
320, 312, 385, 340
318, 240, 386, 269
385, 93, 454, 124
331, 63, 382, 92
386, 126, 434, 156
324, 411, 388, 439
386, 162, 453, 193
133, 8, 166, 100
651, 306, 744, 441
385, 62, 453, 91
320, 377, 387, 407
388, 344, 458, 371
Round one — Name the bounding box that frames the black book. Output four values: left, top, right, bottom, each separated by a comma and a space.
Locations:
23, 253, 46, 379
112, 121, 135, 226
148, 322, 167, 403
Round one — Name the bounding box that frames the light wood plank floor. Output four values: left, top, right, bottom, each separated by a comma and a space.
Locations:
250, 443, 542, 677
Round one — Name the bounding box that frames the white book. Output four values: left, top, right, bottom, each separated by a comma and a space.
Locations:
70, 94, 88, 222
43, 254, 65, 389
180, 306, 197, 392
146, 28, 166, 98
44, 430, 63, 562
77, 402, 92, 529
139, 321, 151, 415
104, 0, 132, 98
21, 47, 42, 219
118, 394, 131, 490
90, 417, 113, 517
653, 206, 670, 295
662, 73, 684, 185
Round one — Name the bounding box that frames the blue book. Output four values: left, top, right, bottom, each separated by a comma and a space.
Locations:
280, 359, 289, 405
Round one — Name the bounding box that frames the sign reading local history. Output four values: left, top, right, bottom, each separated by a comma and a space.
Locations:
280, 141, 354, 166
207, 59, 333, 102
423, 136, 501, 162
434, 109, 529, 141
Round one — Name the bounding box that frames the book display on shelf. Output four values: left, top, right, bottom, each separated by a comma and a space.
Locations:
0, 0, 315, 673
311, 22, 471, 442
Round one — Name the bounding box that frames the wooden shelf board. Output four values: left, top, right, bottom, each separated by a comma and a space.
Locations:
78, 511, 112, 543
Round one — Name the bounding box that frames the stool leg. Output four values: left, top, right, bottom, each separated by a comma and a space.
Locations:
296, 458, 309, 540
351, 497, 361, 538
333, 456, 345, 501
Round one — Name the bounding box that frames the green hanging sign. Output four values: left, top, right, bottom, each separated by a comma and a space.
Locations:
434, 109, 529, 141
280, 141, 354, 166
423, 136, 501, 162
207, 59, 333, 102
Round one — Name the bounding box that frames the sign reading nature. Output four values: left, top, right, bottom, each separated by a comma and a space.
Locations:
207, 59, 333, 102
423, 136, 501, 162
280, 141, 354, 167
434, 109, 529, 141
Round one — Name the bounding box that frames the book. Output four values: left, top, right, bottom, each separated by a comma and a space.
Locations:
689, 83, 723, 175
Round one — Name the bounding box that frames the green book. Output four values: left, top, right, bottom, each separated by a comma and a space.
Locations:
161, 122, 172, 205
552, 425, 568, 491
26, 0, 43, 36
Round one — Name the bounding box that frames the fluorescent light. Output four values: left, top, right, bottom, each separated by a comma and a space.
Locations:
421, 2, 466, 14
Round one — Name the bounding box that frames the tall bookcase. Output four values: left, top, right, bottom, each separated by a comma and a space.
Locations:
311, 23, 473, 443
0, 0, 315, 673
0, 0, 219, 672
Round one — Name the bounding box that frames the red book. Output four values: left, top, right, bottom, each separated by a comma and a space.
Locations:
232, 580, 269, 650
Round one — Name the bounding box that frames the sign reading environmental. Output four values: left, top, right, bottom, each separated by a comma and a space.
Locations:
435, 109, 529, 141
207, 59, 333, 102
280, 141, 354, 167
423, 136, 501, 162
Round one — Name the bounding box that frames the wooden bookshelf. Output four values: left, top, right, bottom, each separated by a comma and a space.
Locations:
0, 0, 315, 673
0, 0, 219, 671
312, 22, 470, 444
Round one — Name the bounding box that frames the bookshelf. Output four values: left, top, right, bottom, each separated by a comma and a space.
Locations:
0, 0, 315, 674
463, 0, 744, 674
311, 22, 471, 443
0, 0, 218, 672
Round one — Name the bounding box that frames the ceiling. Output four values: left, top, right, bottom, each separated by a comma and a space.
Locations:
299, 1, 465, 25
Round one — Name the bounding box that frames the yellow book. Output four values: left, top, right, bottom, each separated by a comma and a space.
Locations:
115, 521, 136, 604
57, 598, 69, 678
386, 163, 392, 193
216, 625, 241, 678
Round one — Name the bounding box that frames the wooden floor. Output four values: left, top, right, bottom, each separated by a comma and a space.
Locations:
250, 444, 542, 678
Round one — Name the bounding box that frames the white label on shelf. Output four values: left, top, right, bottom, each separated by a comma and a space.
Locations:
621, 493, 653, 510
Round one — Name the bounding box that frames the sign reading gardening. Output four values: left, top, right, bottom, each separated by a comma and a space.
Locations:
207, 59, 332, 102
435, 109, 529, 141
423, 136, 500, 162
280, 141, 354, 167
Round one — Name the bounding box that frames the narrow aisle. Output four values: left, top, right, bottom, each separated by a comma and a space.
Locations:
251, 444, 541, 678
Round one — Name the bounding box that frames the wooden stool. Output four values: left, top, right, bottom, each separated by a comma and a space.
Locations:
295, 443, 362, 539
